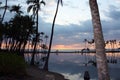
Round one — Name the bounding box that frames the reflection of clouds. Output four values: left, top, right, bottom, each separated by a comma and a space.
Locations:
62, 73, 84, 80
59, 59, 64, 62
74, 60, 80, 64
49, 53, 120, 80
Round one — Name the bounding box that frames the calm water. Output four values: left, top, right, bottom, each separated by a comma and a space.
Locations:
25, 53, 120, 80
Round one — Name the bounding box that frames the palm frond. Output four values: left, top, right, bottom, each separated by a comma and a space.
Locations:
37, 4, 41, 10
0, 2, 2, 5
0, 6, 9, 9
19, 11, 23, 14
0, 6, 5, 9
26, 0, 35, 4
33, 6, 37, 14
40, 0, 46, 5
27, 5, 34, 12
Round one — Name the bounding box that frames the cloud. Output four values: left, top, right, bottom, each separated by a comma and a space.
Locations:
101, 6, 120, 40
108, 9, 120, 20
39, 9, 120, 49
116, 0, 120, 3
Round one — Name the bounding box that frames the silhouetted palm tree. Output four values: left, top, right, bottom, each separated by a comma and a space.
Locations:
43, 0, 63, 71
10, 4, 23, 15
0, 23, 3, 49
44, 35, 48, 45
89, 0, 110, 80
27, 0, 45, 65
8, 15, 35, 53
84, 39, 88, 49
0, 0, 8, 22
0, 2, 2, 5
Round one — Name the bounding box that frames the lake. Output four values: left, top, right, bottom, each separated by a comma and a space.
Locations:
25, 52, 120, 80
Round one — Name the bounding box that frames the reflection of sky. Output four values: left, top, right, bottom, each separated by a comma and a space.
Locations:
49, 53, 120, 80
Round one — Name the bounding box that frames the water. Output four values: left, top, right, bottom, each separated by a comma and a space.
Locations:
24, 53, 120, 80
49, 53, 120, 80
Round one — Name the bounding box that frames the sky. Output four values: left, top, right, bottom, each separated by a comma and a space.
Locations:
0, 0, 120, 50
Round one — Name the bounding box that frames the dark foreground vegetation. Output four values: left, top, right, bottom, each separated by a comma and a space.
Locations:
0, 51, 67, 80
0, 51, 26, 76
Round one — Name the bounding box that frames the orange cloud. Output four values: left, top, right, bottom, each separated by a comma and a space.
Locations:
52, 43, 85, 50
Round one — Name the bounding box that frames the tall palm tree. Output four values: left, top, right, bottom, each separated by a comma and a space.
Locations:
0, 23, 3, 49
0, 2, 2, 21
0, 0, 8, 22
43, 0, 63, 71
27, 0, 45, 65
89, 0, 110, 80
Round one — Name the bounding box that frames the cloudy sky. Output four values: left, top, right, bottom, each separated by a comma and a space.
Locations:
0, 0, 120, 50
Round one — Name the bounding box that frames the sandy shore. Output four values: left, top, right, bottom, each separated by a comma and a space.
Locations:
26, 66, 68, 80
0, 66, 68, 80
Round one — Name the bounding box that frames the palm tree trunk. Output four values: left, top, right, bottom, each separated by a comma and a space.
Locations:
89, 0, 110, 80
1, 0, 7, 22
30, 6, 39, 65
43, 0, 60, 71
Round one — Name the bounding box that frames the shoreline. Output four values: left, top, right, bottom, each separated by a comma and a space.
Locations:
26, 65, 69, 80
0, 65, 68, 80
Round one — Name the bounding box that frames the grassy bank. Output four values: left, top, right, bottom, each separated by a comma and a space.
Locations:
0, 52, 26, 76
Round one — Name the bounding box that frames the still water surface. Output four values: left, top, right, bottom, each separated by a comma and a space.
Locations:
25, 53, 120, 80
48, 53, 120, 80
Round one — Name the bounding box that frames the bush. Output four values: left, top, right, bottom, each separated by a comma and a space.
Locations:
0, 52, 26, 76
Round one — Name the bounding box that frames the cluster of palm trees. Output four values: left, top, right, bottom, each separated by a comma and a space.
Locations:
0, 1, 49, 56
105, 40, 120, 49
84, 39, 120, 49
0, 15, 35, 51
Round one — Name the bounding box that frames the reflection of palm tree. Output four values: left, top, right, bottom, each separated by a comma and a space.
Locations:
88, 60, 97, 67
43, 0, 63, 71
89, 0, 110, 80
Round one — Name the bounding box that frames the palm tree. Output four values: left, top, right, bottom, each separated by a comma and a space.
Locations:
27, 0, 45, 65
43, 0, 63, 71
0, 2, 2, 21
0, 2, 2, 5
0, 23, 3, 49
89, 0, 110, 80
44, 35, 48, 45
0, 0, 8, 22
83, 39, 88, 49
40, 32, 44, 44
10, 4, 23, 15
8, 15, 35, 53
